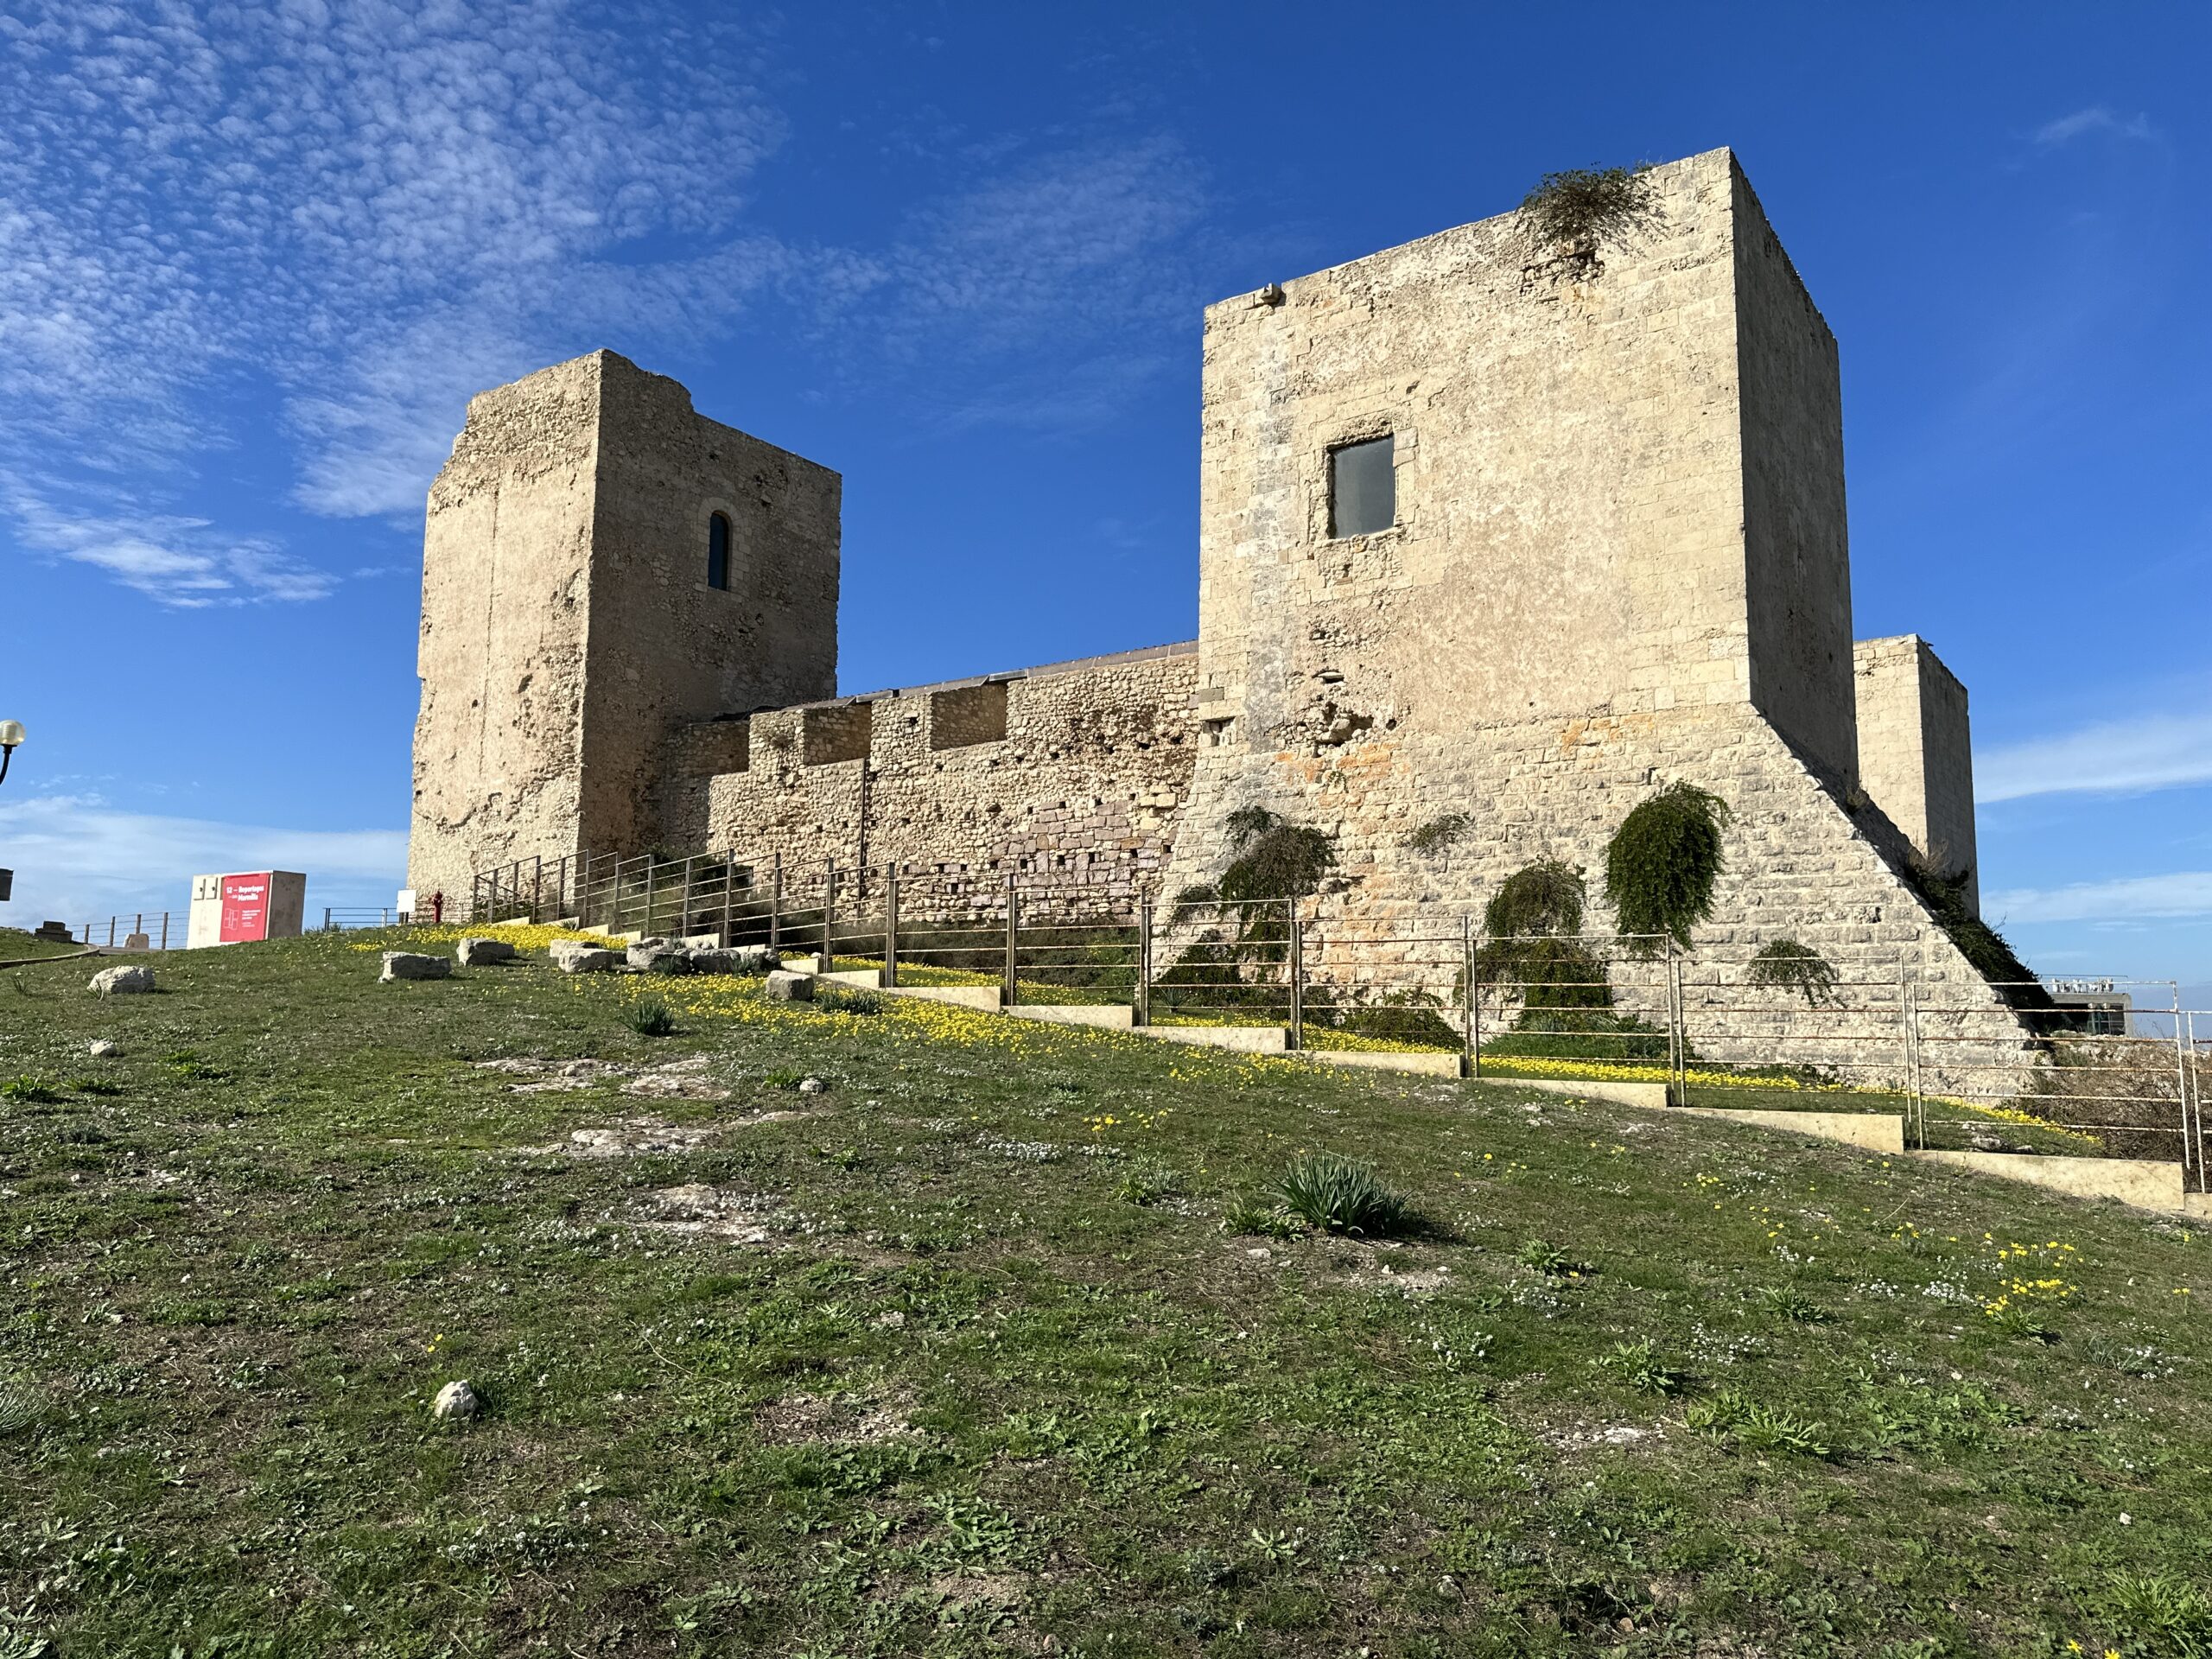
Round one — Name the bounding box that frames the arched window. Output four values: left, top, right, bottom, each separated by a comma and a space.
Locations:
707, 512, 731, 590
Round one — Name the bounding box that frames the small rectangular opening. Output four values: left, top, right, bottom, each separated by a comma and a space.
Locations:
802, 702, 873, 766
1329, 434, 1395, 537
929, 681, 1009, 751
1203, 716, 1236, 749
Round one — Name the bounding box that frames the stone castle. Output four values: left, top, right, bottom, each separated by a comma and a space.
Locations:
408, 148, 2000, 1012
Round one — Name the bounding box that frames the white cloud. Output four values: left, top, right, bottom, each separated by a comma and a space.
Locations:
0, 793, 406, 925
1986, 871, 2212, 925
1978, 713, 2212, 802
2034, 106, 2155, 146
0, 1, 785, 571
3, 475, 335, 607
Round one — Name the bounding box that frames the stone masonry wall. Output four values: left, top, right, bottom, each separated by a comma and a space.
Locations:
410, 354, 603, 910
702, 645, 1198, 914
1855, 634, 1980, 914
409, 350, 838, 907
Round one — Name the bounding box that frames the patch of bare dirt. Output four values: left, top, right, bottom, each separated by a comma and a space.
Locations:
753, 1389, 915, 1445
478, 1055, 732, 1102
638, 1182, 779, 1242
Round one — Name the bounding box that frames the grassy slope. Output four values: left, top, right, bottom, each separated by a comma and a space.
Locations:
1, 930, 2208, 1657
0, 925, 86, 961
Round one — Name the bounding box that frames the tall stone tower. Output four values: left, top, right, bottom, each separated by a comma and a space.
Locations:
1171, 148, 1875, 923
406, 351, 839, 907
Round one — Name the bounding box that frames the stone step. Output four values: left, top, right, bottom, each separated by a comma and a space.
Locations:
1307, 1047, 1463, 1078
1004, 1002, 1135, 1030
883, 983, 1003, 1011
822, 968, 882, 988
1137, 1023, 1288, 1054
1473, 1075, 1668, 1110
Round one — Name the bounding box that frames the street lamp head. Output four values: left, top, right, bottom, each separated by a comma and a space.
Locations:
0, 721, 22, 749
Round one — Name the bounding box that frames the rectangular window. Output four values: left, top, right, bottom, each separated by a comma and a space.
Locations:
1329, 434, 1395, 537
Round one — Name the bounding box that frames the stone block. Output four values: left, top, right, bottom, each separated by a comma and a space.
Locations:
627, 942, 692, 975
686, 945, 778, 976
765, 969, 814, 1002
455, 937, 518, 967
87, 964, 156, 995
551, 944, 624, 974
380, 952, 450, 982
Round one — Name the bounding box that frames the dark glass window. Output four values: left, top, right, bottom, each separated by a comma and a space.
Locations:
1330, 435, 1395, 537
707, 512, 731, 589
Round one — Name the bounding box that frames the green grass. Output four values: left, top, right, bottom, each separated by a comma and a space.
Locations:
0, 925, 86, 961
0, 928, 2207, 1656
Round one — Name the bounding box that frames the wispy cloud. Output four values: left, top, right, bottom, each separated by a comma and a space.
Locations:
3, 475, 334, 607
1986, 871, 2212, 925
0, 793, 406, 923
0, 1, 785, 570
2034, 106, 2156, 146
1979, 713, 2212, 802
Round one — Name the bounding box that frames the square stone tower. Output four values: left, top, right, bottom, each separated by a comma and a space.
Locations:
1854, 634, 1979, 913
406, 351, 839, 907
1191, 147, 1855, 789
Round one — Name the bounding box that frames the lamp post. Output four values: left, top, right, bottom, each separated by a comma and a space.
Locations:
0, 721, 21, 786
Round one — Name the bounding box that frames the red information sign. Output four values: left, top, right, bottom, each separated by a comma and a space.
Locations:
219, 872, 272, 944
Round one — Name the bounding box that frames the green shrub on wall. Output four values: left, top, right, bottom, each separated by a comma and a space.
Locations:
1604, 783, 1732, 954
1405, 812, 1471, 856
1519, 164, 1660, 256
1482, 860, 1585, 938
1747, 939, 1840, 1007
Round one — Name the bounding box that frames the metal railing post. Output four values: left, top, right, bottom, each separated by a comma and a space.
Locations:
108, 917, 117, 948
160, 912, 168, 951
884, 862, 899, 988
1004, 874, 1019, 1007
680, 855, 696, 939
532, 855, 543, 922
2177, 987, 2196, 1192
771, 853, 783, 955
721, 858, 735, 948
823, 863, 836, 973
1288, 906, 1304, 1050
644, 858, 657, 938
1136, 895, 1153, 1027
1463, 913, 1478, 1079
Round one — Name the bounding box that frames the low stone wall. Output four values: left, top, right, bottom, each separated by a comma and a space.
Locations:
702, 644, 1199, 915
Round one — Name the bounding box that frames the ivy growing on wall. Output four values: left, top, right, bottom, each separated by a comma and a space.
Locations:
1405, 812, 1471, 856
1898, 855, 2056, 1013
1159, 808, 1335, 1010
1604, 782, 1732, 954
1747, 939, 1840, 1008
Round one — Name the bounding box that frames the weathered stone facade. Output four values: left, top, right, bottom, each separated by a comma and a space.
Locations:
408, 352, 837, 907
698, 643, 1198, 911
1853, 634, 1980, 914
406, 148, 2022, 1068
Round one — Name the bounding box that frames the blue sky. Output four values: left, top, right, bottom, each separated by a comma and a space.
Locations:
1, 1, 2206, 993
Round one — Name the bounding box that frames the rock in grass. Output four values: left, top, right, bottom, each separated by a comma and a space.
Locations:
765, 969, 814, 1002
455, 937, 517, 967
87, 1039, 122, 1058
626, 942, 692, 975
380, 952, 450, 982
432, 1379, 479, 1420
798, 1076, 827, 1095
550, 941, 621, 973
685, 944, 778, 976
87, 964, 155, 995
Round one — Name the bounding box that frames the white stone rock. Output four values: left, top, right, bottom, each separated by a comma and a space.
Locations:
455, 936, 518, 967
87, 964, 155, 995
550, 940, 623, 973
380, 951, 451, 982
627, 942, 691, 975
765, 969, 813, 1002
686, 944, 777, 976
87, 1039, 122, 1059
432, 1379, 479, 1420
798, 1076, 827, 1095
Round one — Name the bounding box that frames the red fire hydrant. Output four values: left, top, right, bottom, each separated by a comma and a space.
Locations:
430, 891, 445, 925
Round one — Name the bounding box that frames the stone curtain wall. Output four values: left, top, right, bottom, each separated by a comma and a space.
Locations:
1854, 635, 1980, 915
699, 646, 1200, 914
